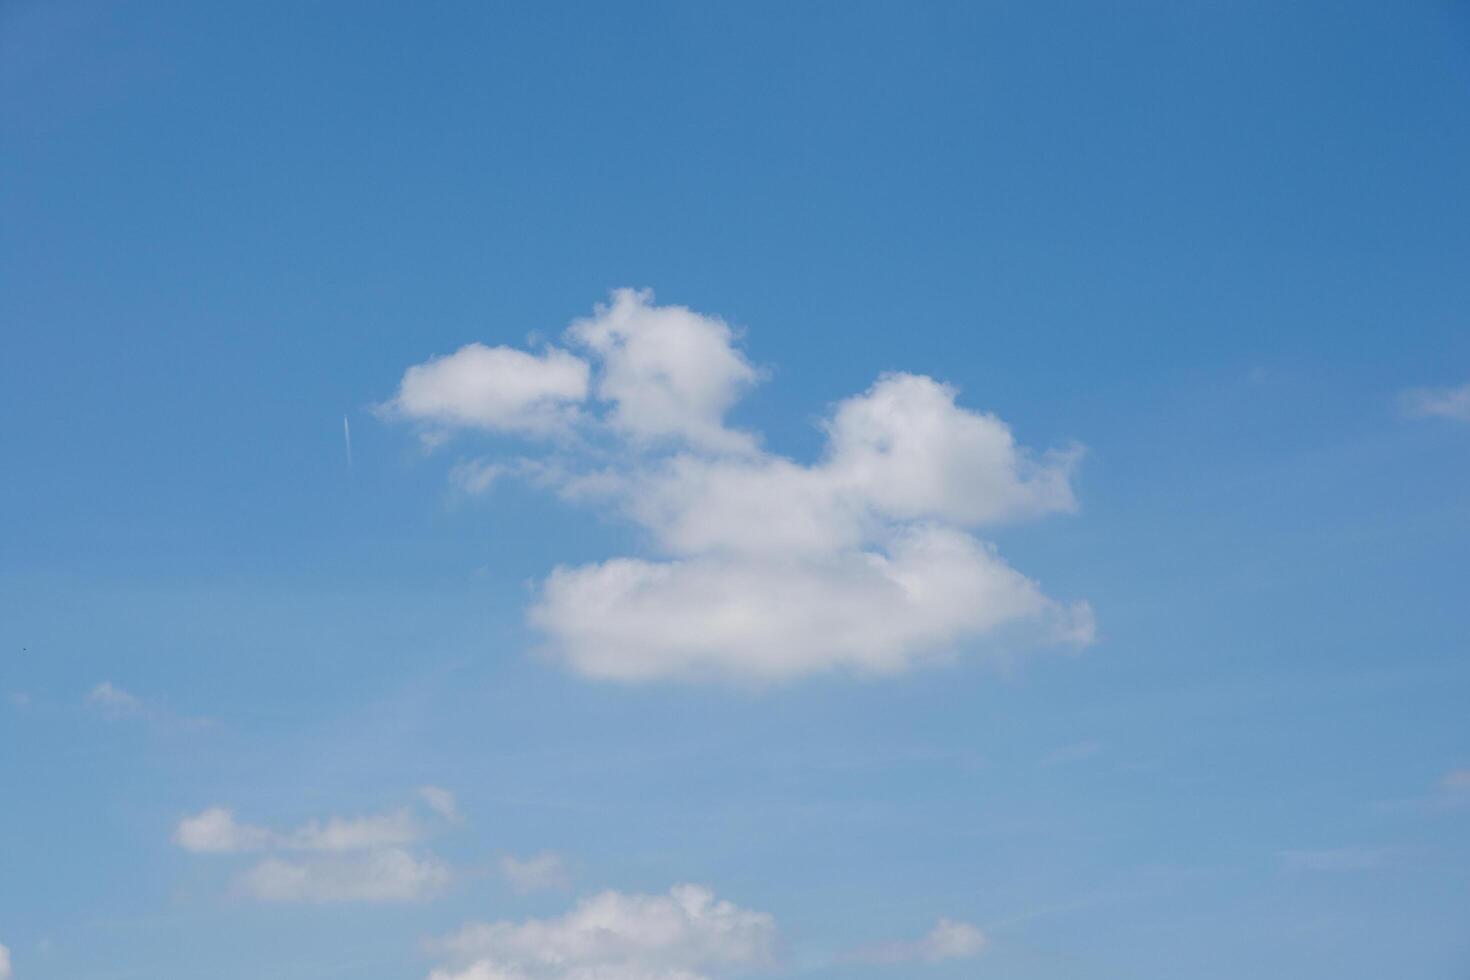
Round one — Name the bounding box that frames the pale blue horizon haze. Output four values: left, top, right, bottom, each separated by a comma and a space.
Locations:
2, 3, 1470, 979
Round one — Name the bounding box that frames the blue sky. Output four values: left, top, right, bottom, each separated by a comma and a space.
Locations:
3, 2, 1470, 978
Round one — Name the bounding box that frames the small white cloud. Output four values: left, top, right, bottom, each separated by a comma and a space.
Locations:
173, 807, 277, 853
86, 681, 144, 719
853, 917, 988, 964
172, 805, 421, 854
419, 786, 462, 822
429, 884, 775, 980
383, 343, 590, 437
499, 852, 569, 893
176, 798, 454, 905
1281, 847, 1393, 873
0, 941, 11, 980
1400, 381, 1470, 422
237, 848, 450, 903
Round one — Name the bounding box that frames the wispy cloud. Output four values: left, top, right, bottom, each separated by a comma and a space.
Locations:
86, 681, 145, 720
428, 884, 775, 980
1399, 381, 1470, 422
848, 917, 988, 965
498, 851, 570, 893
173, 791, 461, 904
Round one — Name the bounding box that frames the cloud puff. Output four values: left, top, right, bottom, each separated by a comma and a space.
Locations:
566, 288, 759, 454
383, 343, 590, 435
852, 918, 988, 964
174, 795, 456, 904
237, 848, 451, 903
1400, 381, 1470, 422
429, 884, 775, 980
87, 681, 144, 720
533, 525, 1090, 682
499, 852, 570, 893
0, 942, 10, 980
385, 291, 1092, 683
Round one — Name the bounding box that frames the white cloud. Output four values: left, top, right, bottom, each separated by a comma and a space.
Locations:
383, 343, 590, 436
419, 785, 462, 822
238, 848, 451, 903
499, 852, 570, 893
852, 918, 988, 965
0, 942, 11, 980
175, 795, 458, 904
429, 884, 775, 980
172, 806, 421, 853
87, 681, 144, 719
173, 807, 277, 854
566, 288, 760, 454
533, 525, 1091, 682
385, 291, 1092, 683
1400, 381, 1470, 422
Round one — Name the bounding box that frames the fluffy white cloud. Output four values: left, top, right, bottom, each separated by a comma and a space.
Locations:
0, 942, 11, 980
853, 918, 988, 964
383, 343, 590, 435
1401, 381, 1470, 422
385, 291, 1092, 683
429, 884, 775, 980
566, 288, 759, 453
172, 806, 421, 853
499, 852, 570, 893
237, 848, 451, 903
533, 525, 1091, 682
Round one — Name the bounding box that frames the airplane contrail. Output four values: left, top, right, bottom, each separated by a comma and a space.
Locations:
343, 414, 353, 467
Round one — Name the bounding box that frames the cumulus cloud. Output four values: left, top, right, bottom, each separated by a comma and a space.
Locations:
87, 681, 144, 719
382, 343, 590, 436
852, 918, 988, 965
566, 288, 760, 454
0, 942, 10, 980
533, 525, 1090, 682
384, 290, 1092, 683
1400, 381, 1470, 422
499, 852, 570, 893
237, 848, 451, 903
174, 795, 456, 904
428, 884, 775, 980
